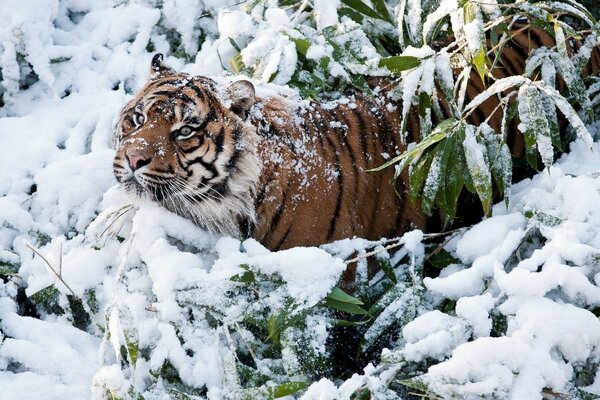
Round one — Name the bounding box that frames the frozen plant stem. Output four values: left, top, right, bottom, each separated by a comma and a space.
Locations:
345, 229, 464, 264
26, 242, 79, 299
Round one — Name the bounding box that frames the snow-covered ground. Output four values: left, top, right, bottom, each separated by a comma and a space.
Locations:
2, 1, 600, 399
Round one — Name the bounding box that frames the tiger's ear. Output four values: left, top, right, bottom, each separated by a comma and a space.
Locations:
227, 80, 255, 118
150, 53, 175, 77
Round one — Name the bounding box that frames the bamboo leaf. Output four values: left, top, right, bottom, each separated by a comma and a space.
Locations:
409, 150, 435, 206
378, 55, 421, 74
327, 286, 364, 305
463, 2, 488, 82
325, 298, 369, 315
270, 381, 309, 398
230, 53, 244, 74
369, 121, 451, 173
421, 142, 445, 216
371, 0, 393, 23
436, 134, 461, 218
290, 37, 311, 56
341, 0, 391, 22
462, 125, 492, 215
517, 85, 552, 168
429, 248, 461, 269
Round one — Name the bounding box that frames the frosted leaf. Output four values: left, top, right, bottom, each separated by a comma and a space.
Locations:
395, 0, 408, 49
480, 123, 512, 202
463, 13, 484, 56
540, 1, 595, 27
422, 0, 459, 42
403, 310, 470, 362
455, 66, 472, 112
397, 46, 436, 140
405, 0, 423, 44
517, 85, 553, 168
361, 283, 419, 352
574, 32, 600, 71
462, 124, 492, 211
463, 76, 530, 115
313, 0, 340, 31
525, 48, 556, 87
554, 24, 590, 109
537, 83, 594, 147
421, 145, 443, 212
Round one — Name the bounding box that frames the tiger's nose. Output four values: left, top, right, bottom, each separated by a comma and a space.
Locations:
125, 151, 151, 171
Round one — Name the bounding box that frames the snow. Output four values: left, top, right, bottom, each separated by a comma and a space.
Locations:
2, 1, 600, 399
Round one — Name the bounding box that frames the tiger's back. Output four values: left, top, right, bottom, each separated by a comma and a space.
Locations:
249, 92, 424, 250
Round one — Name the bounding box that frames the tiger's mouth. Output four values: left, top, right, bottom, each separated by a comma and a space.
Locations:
118, 175, 149, 198
118, 171, 194, 205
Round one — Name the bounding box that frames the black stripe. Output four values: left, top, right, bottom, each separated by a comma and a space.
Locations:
189, 157, 218, 180
227, 128, 243, 169
272, 226, 292, 251
328, 107, 361, 216
181, 138, 206, 154
152, 90, 180, 97
187, 84, 206, 101
214, 127, 225, 154
267, 178, 292, 238
176, 92, 195, 105
323, 132, 344, 241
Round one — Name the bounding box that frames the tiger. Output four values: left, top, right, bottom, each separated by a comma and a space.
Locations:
113, 53, 422, 250
112, 22, 600, 251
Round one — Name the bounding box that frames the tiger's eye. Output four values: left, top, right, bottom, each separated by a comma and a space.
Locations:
176, 126, 195, 140
133, 112, 145, 126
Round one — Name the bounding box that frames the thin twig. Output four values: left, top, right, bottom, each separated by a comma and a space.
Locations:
26, 242, 79, 299
99, 205, 134, 240
345, 240, 406, 265
345, 229, 465, 264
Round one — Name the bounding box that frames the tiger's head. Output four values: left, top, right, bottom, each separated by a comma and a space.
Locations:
113, 54, 261, 236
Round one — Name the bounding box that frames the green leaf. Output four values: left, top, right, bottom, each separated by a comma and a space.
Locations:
463, 2, 488, 82
351, 389, 371, 400
341, 0, 391, 22
0, 262, 18, 276
228, 37, 242, 52
432, 134, 457, 218
270, 381, 309, 398
325, 298, 369, 315
327, 286, 364, 305
125, 332, 139, 367
481, 124, 512, 206
230, 269, 255, 283
378, 258, 397, 284
267, 313, 285, 345
525, 210, 563, 227
409, 150, 435, 206
230, 53, 244, 74
267, 304, 306, 345
518, 85, 552, 169
428, 248, 461, 269
290, 37, 311, 57
421, 143, 445, 216
462, 125, 492, 215
338, 6, 364, 23
30, 284, 60, 304
378, 55, 421, 74
398, 378, 430, 395
370, 0, 393, 23
370, 118, 456, 173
